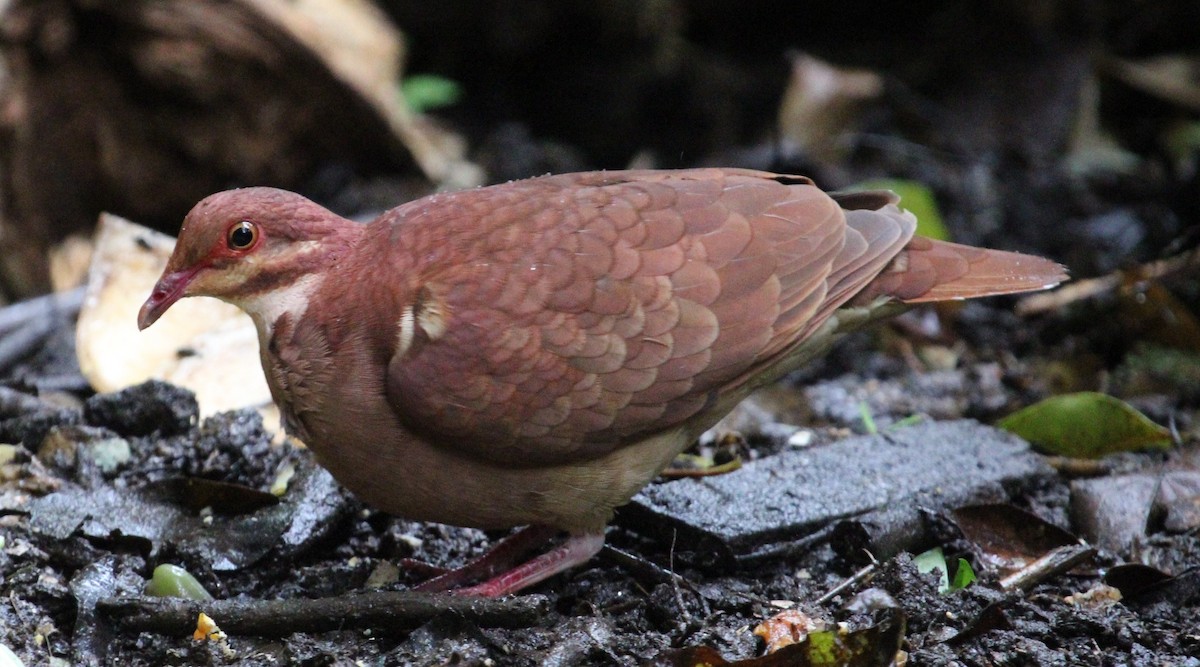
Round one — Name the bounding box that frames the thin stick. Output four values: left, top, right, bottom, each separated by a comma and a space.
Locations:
1016, 250, 1200, 316
998, 544, 1095, 592
0, 287, 85, 334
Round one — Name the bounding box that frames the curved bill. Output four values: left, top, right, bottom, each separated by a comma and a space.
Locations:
138, 268, 198, 330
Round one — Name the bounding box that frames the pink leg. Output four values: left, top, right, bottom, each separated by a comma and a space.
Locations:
455, 532, 606, 597
414, 525, 560, 593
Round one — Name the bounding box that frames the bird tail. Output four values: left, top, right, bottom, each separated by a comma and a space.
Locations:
849, 235, 1067, 305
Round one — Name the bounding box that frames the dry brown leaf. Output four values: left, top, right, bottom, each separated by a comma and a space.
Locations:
777, 53, 883, 162
1101, 54, 1200, 113
753, 608, 826, 653
245, 0, 479, 188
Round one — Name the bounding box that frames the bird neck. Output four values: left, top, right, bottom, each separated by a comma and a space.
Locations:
236, 222, 365, 342
240, 272, 325, 343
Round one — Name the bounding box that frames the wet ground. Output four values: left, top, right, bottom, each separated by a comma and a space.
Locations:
1, 299, 1198, 665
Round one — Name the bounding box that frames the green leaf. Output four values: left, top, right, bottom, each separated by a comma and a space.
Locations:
1164, 120, 1200, 164
914, 547, 950, 593
849, 179, 950, 241
401, 74, 463, 113
952, 558, 976, 590
888, 414, 925, 430
915, 548, 975, 593
998, 391, 1172, 458
806, 630, 837, 663
858, 401, 878, 435
145, 563, 213, 601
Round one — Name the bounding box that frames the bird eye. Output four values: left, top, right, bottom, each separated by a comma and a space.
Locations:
227, 221, 258, 250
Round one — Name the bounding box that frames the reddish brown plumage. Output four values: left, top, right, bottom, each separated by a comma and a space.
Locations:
139, 168, 1066, 596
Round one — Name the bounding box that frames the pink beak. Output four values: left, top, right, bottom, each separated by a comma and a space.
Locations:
138, 268, 197, 330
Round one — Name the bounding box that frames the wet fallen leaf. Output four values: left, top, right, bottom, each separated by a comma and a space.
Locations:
1116, 567, 1200, 608
1118, 282, 1200, 354
1103, 563, 1172, 599
951, 504, 1079, 577
648, 609, 904, 667
997, 392, 1171, 458
945, 602, 1011, 646
143, 477, 280, 515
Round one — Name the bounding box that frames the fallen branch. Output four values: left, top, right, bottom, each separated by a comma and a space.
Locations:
98, 590, 548, 636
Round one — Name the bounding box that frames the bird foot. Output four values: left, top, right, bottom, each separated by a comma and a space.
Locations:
453, 532, 606, 597
396, 558, 450, 579
413, 526, 604, 597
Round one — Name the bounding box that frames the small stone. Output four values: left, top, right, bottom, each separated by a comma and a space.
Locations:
83, 380, 197, 437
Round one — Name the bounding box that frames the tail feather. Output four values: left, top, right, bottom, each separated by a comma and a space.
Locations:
855, 236, 1068, 304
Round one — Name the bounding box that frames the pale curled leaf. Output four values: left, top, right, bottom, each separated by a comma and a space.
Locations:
0, 644, 23, 667
914, 547, 950, 592
76, 214, 277, 425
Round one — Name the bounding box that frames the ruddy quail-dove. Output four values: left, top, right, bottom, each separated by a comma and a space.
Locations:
139, 169, 1066, 596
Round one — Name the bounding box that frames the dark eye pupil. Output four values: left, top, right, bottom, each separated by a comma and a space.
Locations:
229, 223, 255, 248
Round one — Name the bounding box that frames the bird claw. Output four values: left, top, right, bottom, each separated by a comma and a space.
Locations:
413, 527, 605, 597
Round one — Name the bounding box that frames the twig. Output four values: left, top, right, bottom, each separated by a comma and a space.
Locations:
0, 386, 61, 418
0, 287, 85, 334
815, 555, 879, 605
0, 320, 55, 372
98, 590, 548, 636
0, 287, 86, 372
998, 544, 1095, 592
599, 543, 709, 617
1016, 250, 1200, 316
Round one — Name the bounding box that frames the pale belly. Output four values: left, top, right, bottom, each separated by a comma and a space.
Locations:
304, 398, 692, 533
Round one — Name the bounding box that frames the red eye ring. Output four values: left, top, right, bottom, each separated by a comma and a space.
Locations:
227, 221, 258, 250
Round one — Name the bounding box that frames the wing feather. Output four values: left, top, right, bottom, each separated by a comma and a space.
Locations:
384, 170, 907, 466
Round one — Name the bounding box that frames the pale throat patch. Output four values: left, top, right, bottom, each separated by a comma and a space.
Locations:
241, 273, 323, 339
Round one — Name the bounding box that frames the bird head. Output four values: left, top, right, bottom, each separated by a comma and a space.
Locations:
138, 187, 349, 330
